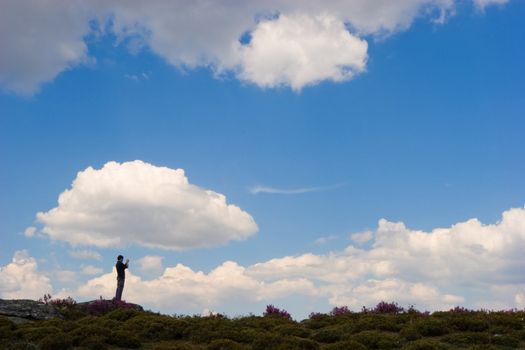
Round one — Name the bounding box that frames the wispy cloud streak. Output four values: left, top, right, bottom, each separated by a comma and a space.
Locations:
249, 183, 343, 195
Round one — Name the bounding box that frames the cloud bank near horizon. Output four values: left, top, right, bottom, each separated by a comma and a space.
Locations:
0, 0, 510, 95
35, 160, 258, 251
5, 205, 525, 317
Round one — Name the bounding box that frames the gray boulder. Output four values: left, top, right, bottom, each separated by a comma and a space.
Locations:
0, 299, 63, 320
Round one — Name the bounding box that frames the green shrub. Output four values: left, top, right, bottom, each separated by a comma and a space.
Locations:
448, 315, 489, 332
2, 341, 38, 350
68, 325, 111, 346
511, 329, 525, 340
252, 334, 319, 350
38, 332, 73, 350
96, 317, 121, 329
252, 334, 285, 350
223, 328, 264, 343
0, 318, 16, 341
490, 333, 520, 347
235, 315, 292, 331
104, 307, 140, 321
75, 315, 97, 326
108, 330, 142, 348
399, 325, 422, 341
207, 338, 245, 350
414, 318, 449, 336
150, 342, 200, 350
275, 324, 311, 338
350, 330, 402, 349
291, 337, 319, 350
488, 313, 523, 331
324, 340, 367, 350
78, 335, 109, 350
37, 319, 77, 333
441, 332, 490, 346
401, 339, 450, 350
302, 313, 338, 330
183, 319, 230, 343
311, 326, 343, 343
0, 317, 15, 328
121, 315, 188, 341
16, 325, 61, 342
355, 315, 404, 332
0, 325, 14, 340
60, 307, 88, 321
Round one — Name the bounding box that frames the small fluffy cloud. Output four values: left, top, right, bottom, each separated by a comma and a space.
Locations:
0, 251, 52, 299
238, 14, 367, 90
36, 160, 258, 250
314, 235, 338, 245
24, 226, 37, 237
136, 255, 163, 274
82, 265, 104, 275
0, 0, 510, 94
474, 0, 509, 9
350, 230, 374, 244
69, 249, 103, 261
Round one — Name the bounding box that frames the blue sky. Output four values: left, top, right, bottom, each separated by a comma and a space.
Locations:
1, 0, 524, 319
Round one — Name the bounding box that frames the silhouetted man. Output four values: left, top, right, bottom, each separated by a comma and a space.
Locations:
115, 255, 129, 301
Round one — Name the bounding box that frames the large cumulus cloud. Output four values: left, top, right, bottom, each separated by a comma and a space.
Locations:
0, 0, 510, 94
0, 251, 52, 299
49, 205, 525, 318
36, 160, 258, 250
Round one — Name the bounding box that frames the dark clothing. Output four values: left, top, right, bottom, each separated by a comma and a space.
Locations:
116, 260, 128, 279
115, 278, 125, 301
115, 259, 128, 301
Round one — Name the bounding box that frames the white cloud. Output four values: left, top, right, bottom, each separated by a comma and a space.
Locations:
0, 0, 510, 94
53, 205, 525, 318
238, 14, 367, 90
0, 0, 92, 95
69, 249, 102, 261
82, 265, 104, 275
249, 186, 319, 195
515, 291, 525, 309
248, 205, 525, 312
136, 255, 163, 274
0, 251, 52, 299
124, 72, 150, 81
474, 0, 509, 10
52, 270, 77, 284
36, 160, 258, 250
250, 183, 342, 195
350, 230, 374, 244
24, 226, 37, 237
314, 235, 338, 245
61, 262, 315, 315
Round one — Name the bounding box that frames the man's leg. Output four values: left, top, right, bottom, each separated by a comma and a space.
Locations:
115, 278, 125, 300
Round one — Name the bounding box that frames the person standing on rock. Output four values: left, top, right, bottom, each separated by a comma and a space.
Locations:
115, 255, 129, 301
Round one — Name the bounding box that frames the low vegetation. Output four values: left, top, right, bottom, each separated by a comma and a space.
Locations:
2, 297, 525, 349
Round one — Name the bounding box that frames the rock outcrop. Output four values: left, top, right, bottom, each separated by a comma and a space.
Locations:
0, 299, 62, 321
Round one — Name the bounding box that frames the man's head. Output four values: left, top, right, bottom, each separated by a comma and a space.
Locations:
117, 255, 124, 261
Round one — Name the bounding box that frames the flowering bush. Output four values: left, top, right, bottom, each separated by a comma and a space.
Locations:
371, 301, 404, 314
448, 306, 473, 314
38, 294, 77, 309
87, 297, 136, 316
330, 306, 353, 316
263, 305, 292, 320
